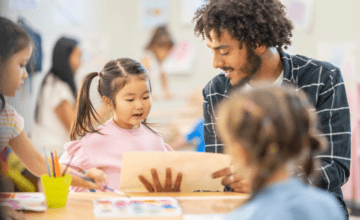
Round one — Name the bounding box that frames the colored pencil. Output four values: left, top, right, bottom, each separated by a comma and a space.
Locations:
53, 149, 61, 178
69, 171, 129, 197
50, 152, 55, 178
43, 148, 51, 177
62, 155, 74, 177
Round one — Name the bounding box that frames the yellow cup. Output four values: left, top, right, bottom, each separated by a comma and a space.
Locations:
41, 174, 72, 208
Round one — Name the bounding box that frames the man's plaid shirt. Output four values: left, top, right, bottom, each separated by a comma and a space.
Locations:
202, 50, 351, 212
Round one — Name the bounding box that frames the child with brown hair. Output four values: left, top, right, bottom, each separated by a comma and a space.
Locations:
215, 86, 345, 219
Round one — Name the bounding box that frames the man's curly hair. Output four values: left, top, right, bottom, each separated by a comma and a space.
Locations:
193, 0, 294, 49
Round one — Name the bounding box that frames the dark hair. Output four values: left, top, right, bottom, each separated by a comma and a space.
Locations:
216, 86, 327, 193
0, 16, 32, 111
35, 37, 78, 122
145, 25, 174, 51
71, 58, 156, 140
193, 0, 293, 50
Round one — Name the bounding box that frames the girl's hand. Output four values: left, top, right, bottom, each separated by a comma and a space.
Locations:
0, 206, 26, 220
83, 168, 108, 190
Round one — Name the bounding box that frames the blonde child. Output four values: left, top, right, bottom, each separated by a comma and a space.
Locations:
215, 86, 345, 219
59, 58, 175, 192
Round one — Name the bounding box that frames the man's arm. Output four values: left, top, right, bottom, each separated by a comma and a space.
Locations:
314, 67, 351, 191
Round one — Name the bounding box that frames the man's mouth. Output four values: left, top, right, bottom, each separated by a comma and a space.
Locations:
221, 68, 234, 77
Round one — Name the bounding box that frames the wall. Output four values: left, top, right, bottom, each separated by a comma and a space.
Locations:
1, 0, 111, 132
2, 0, 360, 131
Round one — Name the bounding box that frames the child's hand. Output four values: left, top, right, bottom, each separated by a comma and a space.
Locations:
0, 206, 26, 220
138, 168, 182, 192
84, 168, 108, 191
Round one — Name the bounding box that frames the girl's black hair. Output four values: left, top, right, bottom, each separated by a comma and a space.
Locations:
71, 58, 157, 140
0, 16, 32, 111
35, 37, 78, 122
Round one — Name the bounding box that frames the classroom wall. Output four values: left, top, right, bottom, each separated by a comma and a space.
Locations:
1, 0, 111, 132
2, 0, 360, 130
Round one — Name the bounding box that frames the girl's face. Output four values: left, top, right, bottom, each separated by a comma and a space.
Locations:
0, 45, 32, 97
69, 46, 82, 74
109, 76, 152, 129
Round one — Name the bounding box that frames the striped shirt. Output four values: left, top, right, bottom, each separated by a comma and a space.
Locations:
0, 103, 24, 149
202, 50, 351, 216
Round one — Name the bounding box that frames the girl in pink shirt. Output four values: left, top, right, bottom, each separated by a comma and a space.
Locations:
59, 58, 174, 192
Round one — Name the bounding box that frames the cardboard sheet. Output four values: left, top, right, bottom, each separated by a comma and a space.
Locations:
120, 151, 232, 193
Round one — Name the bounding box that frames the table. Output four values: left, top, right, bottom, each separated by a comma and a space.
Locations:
23, 192, 249, 219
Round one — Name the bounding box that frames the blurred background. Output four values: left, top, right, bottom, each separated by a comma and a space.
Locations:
1, 0, 360, 215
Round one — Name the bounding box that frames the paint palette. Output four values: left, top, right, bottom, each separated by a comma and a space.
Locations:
0, 193, 46, 212
93, 197, 182, 218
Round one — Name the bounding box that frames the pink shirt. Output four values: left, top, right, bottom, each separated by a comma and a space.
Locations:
59, 119, 173, 192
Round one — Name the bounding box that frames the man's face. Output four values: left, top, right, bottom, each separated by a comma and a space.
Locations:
206, 29, 262, 86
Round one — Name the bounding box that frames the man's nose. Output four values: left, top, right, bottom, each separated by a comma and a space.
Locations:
212, 53, 225, 69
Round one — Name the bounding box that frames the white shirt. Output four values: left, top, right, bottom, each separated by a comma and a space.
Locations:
142, 51, 163, 96
31, 74, 75, 155
242, 71, 284, 92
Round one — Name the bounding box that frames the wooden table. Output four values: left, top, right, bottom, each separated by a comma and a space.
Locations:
23, 192, 249, 219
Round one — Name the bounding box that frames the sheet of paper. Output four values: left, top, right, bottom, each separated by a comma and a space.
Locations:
120, 151, 232, 193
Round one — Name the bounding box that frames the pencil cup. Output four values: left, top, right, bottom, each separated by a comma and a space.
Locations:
41, 174, 72, 208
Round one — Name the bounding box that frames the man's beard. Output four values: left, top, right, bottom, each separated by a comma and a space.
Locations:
234, 44, 262, 90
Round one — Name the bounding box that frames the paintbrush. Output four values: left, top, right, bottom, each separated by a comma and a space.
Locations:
69, 171, 129, 197
62, 155, 74, 177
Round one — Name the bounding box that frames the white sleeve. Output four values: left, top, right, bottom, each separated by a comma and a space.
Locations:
50, 80, 75, 109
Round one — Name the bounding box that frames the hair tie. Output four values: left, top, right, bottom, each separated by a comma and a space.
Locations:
98, 71, 101, 77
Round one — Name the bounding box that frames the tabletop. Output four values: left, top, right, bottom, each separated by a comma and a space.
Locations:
22, 192, 249, 219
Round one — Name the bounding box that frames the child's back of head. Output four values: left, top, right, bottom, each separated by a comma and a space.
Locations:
216, 85, 328, 192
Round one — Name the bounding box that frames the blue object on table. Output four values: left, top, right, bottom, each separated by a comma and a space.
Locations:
186, 118, 205, 152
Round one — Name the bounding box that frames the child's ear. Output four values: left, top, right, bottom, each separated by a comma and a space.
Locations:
102, 96, 113, 110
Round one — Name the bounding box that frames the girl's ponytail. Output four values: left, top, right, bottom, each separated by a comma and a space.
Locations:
70, 72, 100, 140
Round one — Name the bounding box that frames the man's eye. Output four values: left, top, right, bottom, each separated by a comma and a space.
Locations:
220, 52, 229, 56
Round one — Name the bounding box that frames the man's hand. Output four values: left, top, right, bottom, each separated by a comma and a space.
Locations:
138, 168, 182, 192
211, 166, 251, 193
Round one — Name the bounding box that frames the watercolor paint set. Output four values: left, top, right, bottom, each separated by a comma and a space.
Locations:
93, 197, 182, 218
0, 193, 46, 212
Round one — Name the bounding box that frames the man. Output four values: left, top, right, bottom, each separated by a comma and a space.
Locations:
193, 0, 351, 217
